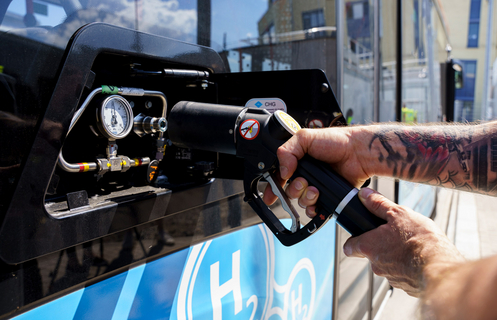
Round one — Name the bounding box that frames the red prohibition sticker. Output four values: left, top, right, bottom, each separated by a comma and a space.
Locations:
308, 119, 324, 128
239, 119, 260, 140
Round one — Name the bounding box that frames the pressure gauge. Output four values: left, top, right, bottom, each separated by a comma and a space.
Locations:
96, 95, 134, 139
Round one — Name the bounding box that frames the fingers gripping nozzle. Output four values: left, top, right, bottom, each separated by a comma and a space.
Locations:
167, 101, 386, 246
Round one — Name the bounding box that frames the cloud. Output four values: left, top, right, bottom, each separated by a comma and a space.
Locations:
92, 0, 197, 40
18, 0, 198, 48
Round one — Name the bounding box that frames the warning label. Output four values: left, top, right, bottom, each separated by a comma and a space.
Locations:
239, 119, 260, 140
308, 119, 324, 128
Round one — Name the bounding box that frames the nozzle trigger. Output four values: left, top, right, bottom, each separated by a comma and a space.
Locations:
263, 172, 300, 232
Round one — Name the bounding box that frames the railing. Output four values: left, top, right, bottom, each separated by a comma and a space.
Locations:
240, 26, 337, 46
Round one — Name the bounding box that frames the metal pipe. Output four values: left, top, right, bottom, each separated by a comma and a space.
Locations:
431, 0, 451, 47
373, 0, 380, 124
68, 87, 102, 135
370, 1, 381, 318
58, 155, 98, 173
426, 0, 438, 122
130, 157, 150, 167
142, 89, 167, 119
335, 0, 344, 108
143, 90, 168, 136
481, 0, 494, 120
396, 0, 402, 123
332, 3, 344, 320
394, 0, 402, 207
59, 87, 103, 172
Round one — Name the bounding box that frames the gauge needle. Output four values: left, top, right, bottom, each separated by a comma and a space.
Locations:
111, 103, 117, 126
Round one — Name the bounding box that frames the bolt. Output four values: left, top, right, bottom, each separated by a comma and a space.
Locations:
145, 100, 153, 109
321, 83, 329, 93
229, 129, 233, 134
258, 162, 265, 170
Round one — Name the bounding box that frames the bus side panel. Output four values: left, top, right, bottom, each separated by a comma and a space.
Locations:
13, 221, 335, 320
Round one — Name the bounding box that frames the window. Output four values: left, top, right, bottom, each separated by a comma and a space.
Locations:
345, 0, 371, 48
261, 23, 275, 44
302, 9, 325, 38
467, 0, 481, 47
455, 60, 477, 101
302, 9, 325, 30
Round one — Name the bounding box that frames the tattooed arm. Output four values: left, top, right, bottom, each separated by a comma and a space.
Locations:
263, 121, 497, 208
366, 123, 497, 195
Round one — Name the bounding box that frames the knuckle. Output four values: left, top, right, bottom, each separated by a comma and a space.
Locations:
295, 128, 308, 139
384, 204, 407, 219
276, 146, 288, 158
357, 241, 370, 257
306, 206, 317, 218
384, 208, 397, 220
370, 264, 385, 277
295, 130, 311, 152
370, 196, 387, 213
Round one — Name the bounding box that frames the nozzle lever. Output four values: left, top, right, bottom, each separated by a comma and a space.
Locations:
263, 172, 300, 232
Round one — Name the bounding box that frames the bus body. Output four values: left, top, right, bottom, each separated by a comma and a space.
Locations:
0, 1, 454, 319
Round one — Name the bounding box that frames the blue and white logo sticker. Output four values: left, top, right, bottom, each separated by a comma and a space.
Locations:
245, 98, 287, 113
170, 221, 334, 320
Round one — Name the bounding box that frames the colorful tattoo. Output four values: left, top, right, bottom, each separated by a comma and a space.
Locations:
367, 124, 497, 193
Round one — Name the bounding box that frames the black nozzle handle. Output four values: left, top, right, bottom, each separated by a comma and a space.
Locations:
294, 155, 386, 237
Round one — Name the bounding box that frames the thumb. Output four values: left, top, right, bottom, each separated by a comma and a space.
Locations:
343, 188, 393, 258
343, 236, 366, 258
357, 188, 395, 222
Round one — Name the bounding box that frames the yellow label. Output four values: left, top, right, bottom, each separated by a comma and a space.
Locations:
275, 110, 301, 135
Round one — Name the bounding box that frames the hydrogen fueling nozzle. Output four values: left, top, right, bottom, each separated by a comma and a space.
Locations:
168, 101, 386, 246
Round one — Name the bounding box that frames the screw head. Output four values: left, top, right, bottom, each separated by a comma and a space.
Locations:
321, 83, 329, 93
258, 162, 265, 170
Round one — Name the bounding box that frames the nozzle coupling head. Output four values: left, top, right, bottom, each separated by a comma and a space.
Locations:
133, 113, 168, 137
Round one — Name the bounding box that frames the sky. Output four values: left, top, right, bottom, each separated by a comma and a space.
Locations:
211, 0, 268, 50
5, 0, 268, 51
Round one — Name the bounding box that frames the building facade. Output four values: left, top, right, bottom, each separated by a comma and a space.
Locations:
440, 0, 497, 121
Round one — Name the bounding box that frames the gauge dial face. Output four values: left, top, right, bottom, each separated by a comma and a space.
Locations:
99, 95, 133, 139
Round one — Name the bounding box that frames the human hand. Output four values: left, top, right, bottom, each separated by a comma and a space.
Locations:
263, 127, 374, 216
343, 188, 464, 297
